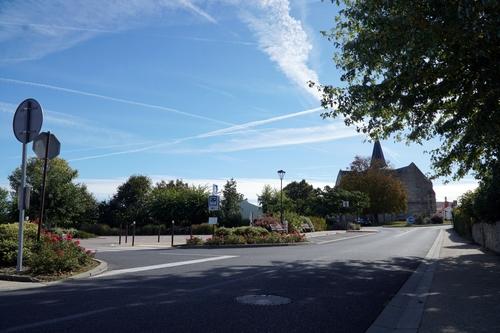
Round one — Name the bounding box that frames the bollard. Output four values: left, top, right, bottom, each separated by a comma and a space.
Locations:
125, 223, 129, 244
158, 222, 161, 243
119, 222, 122, 245
132, 221, 136, 246
171, 220, 175, 247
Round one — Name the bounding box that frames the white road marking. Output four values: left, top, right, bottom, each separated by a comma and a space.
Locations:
94, 255, 238, 278
394, 228, 419, 238
2, 307, 117, 332
316, 233, 373, 245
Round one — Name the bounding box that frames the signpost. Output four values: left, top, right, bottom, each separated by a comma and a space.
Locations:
208, 185, 220, 236
12, 99, 43, 272
33, 131, 61, 240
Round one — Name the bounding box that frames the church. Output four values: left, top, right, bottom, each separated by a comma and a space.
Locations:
336, 141, 437, 218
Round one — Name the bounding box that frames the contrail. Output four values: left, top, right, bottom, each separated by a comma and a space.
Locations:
0, 77, 231, 125
68, 106, 329, 161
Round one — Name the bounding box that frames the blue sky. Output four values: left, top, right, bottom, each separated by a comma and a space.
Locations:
0, 0, 477, 204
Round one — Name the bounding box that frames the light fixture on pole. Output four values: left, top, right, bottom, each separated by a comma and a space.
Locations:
277, 169, 286, 228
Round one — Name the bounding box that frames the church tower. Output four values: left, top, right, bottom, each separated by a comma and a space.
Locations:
370, 140, 387, 168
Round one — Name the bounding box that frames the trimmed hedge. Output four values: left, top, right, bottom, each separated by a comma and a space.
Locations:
0, 222, 37, 266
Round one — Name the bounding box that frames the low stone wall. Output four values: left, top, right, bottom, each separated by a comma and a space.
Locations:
472, 222, 500, 253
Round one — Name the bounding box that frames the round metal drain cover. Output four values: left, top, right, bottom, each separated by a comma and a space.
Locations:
236, 295, 291, 306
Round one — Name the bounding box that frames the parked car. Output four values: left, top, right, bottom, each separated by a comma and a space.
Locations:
356, 217, 372, 226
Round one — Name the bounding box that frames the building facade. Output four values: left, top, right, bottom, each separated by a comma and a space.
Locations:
336, 141, 436, 217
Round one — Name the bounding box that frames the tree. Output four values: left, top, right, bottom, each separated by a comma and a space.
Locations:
110, 175, 152, 226
315, 1, 500, 181
337, 158, 407, 223
221, 179, 244, 227
0, 187, 10, 223
149, 180, 209, 227
8, 158, 97, 228
283, 180, 314, 215
258, 185, 293, 215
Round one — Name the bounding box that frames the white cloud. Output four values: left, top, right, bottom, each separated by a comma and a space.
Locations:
433, 179, 479, 202
241, 0, 321, 100
177, 123, 359, 153
0, 0, 216, 62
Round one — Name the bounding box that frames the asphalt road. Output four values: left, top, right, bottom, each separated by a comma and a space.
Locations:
0, 227, 440, 333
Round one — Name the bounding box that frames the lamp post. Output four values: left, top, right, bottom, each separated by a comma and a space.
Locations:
277, 169, 286, 229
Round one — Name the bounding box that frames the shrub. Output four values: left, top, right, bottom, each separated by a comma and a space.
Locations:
0, 222, 37, 267
309, 216, 327, 231
430, 215, 444, 224
191, 223, 214, 235
186, 237, 204, 245
28, 232, 94, 275
233, 226, 269, 237
253, 215, 279, 229
347, 222, 361, 230
284, 211, 302, 232
73, 230, 96, 239
80, 223, 119, 236
215, 227, 232, 237
223, 235, 246, 245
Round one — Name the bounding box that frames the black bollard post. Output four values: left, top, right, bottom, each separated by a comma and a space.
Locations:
132, 221, 136, 246
171, 220, 175, 247
125, 222, 129, 244
119, 222, 122, 245
158, 222, 161, 243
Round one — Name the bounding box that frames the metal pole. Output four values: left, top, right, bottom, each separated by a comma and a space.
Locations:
16, 101, 31, 273
171, 220, 175, 247
125, 222, 128, 243
158, 222, 161, 243
119, 222, 122, 245
37, 131, 51, 241
132, 222, 136, 246
280, 177, 283, 226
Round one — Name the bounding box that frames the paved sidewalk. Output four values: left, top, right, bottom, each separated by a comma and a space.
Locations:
419, 228, 500, 332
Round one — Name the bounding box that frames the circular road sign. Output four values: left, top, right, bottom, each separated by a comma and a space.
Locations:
33, 132, 61, 160
13, 98, 43, 144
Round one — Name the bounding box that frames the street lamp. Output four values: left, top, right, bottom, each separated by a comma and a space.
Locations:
277, 170, 286, 229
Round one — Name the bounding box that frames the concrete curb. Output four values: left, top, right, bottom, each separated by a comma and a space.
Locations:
0, 259, 108, 284
367, 228, 444, 333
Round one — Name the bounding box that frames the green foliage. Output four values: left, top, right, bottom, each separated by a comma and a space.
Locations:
284, 211, 302, 232
203, 230, 305, 246
316, 0, 500, 181
8, 158, 97, 229
0, 222, 37, 266
0, 187, 10, 224
149, 180, 209, 227
191, 223, 214, 235
338, 157, 406, 220
430, 215, 444, 224
258, 185, 293, 215
186, 237, 204, 245
80, 223, 120, 236
309, 216, 327, 231
253, 215, 280, 229
284, 180, 315, 215
110, 175, 152, 226
220, 179, 244, 227
29, 232, 93, 275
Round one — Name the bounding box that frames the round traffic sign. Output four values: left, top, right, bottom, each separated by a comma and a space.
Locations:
13, 98, 43, 144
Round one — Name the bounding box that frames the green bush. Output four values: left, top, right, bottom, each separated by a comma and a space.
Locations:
80, 223, 119, 236
186, 236, 204, 245
73, 230, 96, 239
309, 216, 327, 231
28, 232, 93, 275
284, 211, 302, 232
233, 226, 269, 237
430, 215, 444, 224
0, 222, 37, 267
191, 223, 214, 235
215, 227, 232, 237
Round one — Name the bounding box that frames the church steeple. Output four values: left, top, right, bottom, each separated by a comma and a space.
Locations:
370, 140, 387, 168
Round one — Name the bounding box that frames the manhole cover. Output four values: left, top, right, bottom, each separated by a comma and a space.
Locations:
236, 295, 291, 306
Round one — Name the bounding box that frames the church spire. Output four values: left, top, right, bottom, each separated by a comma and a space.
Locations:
371, 140, 387, 168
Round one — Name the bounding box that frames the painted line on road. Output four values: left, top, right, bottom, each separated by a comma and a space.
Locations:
94, 255, 238, 278
2, 307, 118, 332
315, 233, 374, 245
394, 228, 419, 238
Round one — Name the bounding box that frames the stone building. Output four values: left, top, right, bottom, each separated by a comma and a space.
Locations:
336, 141, 436, 217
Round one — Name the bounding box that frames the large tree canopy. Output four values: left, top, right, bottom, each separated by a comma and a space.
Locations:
8, 158, 97, 228
316, 0, 499, 180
